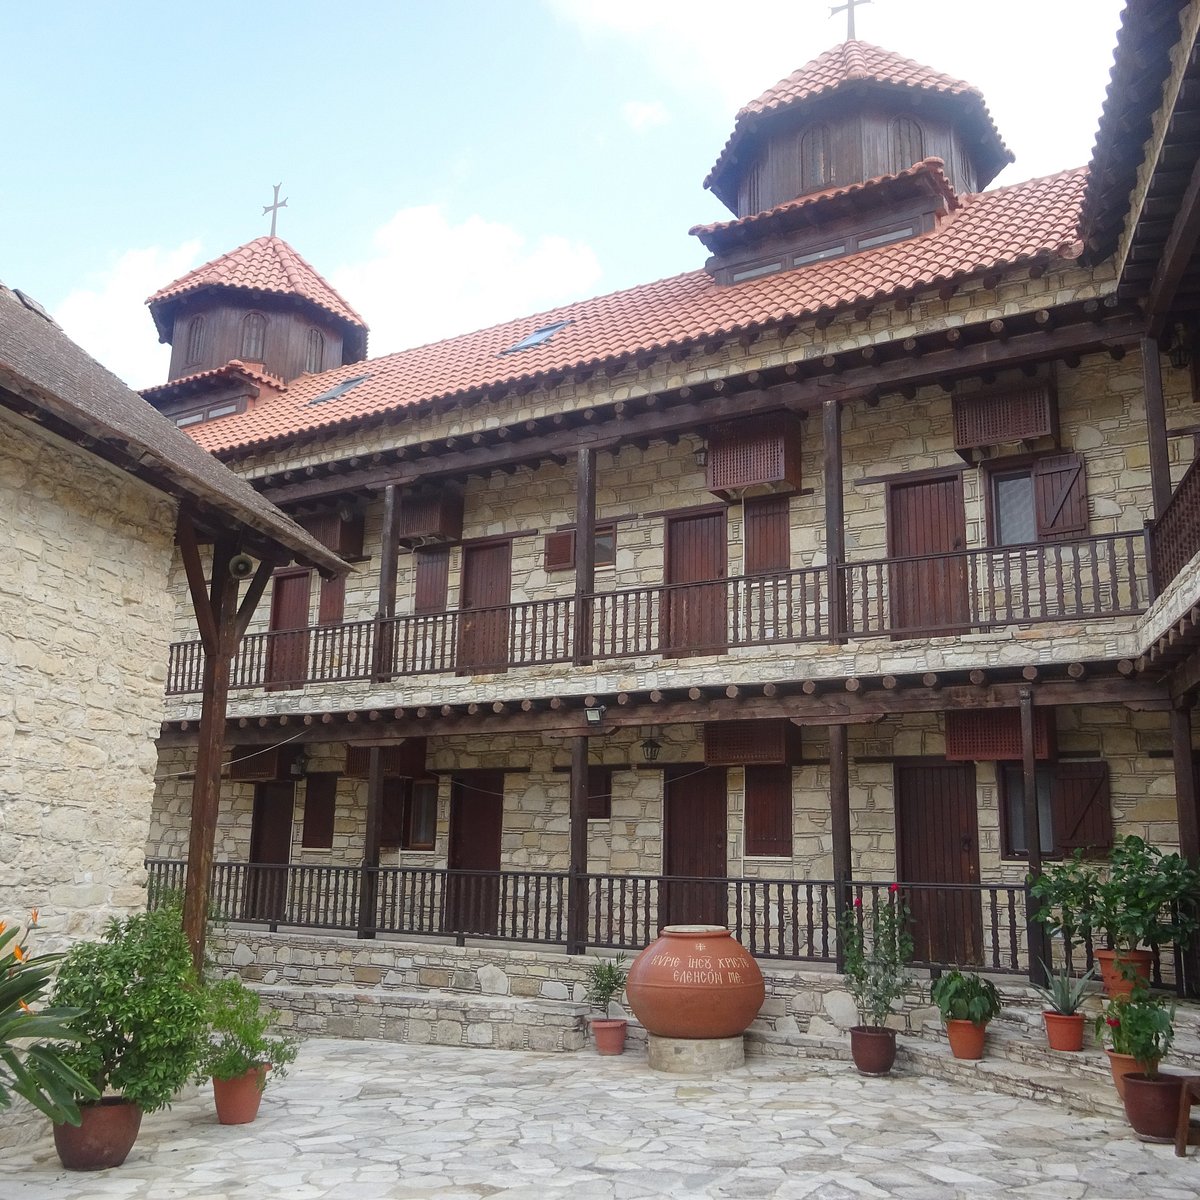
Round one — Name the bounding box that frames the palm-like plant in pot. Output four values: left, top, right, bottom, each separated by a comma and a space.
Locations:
838, 885, 915, 1076
198, 978, 299, 1124
930, 970, 1001, 1060
1030, 962, 1096, 1052
48, 906, 207, 1170
584, 955, 628, 1055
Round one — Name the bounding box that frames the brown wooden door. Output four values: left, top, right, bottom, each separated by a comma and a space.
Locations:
894, 761, 981, 966
458, 542, 511, 672
265, 570, 311, 688
245, 782, 294, 923
887, 475, 968, 636
664, 510, 727, 654
661, 766, 727, 928
445, 771, 504, 935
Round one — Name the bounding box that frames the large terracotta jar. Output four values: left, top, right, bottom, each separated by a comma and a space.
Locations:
54, 1098, 142, 1170
625, 926, 765, 1039
1123, 1073, 1185, 1142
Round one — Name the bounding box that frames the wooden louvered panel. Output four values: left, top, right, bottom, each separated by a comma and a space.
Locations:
397, 489, 464, 542
344, 739, 428, 779
953, 384, 1057, 450
229, 744, 302, 782
704, 719, 801, 766
301, 512, 365, 558
706, 414, 802, 497
944, 709, 1055, 761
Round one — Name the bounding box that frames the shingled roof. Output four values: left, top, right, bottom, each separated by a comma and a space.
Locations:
180, 167, 1087, 458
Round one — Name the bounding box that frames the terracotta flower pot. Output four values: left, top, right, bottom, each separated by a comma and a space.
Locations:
945, 1018, 987, 1060
625, 925, 764, 1039
1095, 948, 1153, 997
1123, 1072, 1185, 1142
1043, 1011, 1085, 1052
1107, 1049, 1158, 1100
53, 1098, 142, 1171
849, 1025, 897, 1076
590, 1018, 628, 1056
212, 1065, 269, 1125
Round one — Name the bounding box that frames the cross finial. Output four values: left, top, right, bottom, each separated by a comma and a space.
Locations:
830, 0, 870, 40
263, 183, 288, 238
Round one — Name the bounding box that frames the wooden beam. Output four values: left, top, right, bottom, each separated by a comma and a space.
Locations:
176, 513, 218, 654
234, 559, 274, 643
829, 723, 851, 972
1144, 150, 1200, 339
566, 735, 589, 955
1021, 689, 1051, 987
1142, 336, 1173, 517
574, 448, 596, 666
824, 399, 846, 644
357, 747, 385, 939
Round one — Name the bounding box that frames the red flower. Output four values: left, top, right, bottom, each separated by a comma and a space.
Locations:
888, 883, 900, 894
852, 897, 863, 908
1106, 1017, 1120, 1027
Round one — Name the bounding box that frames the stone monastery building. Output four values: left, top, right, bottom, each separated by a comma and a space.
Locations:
141, 3, 1200, 1004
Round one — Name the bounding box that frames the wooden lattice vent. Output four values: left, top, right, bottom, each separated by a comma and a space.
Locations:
944, 710, 1055, 761
396, 488, 464, 546
300, 511, 365, 558
706, 413, 802, 500
228, 744, 304, 782
704, 719, 801, 766
952, 383, 1058, 453
344, 739, 428, 779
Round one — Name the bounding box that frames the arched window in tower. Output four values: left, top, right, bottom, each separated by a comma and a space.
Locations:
305, 328, 325, 374
185, 315, 205, 365
241, 312, 266, 362
890, 117, 925, 173
799, 125, 831, 191
739, 162, 762, 216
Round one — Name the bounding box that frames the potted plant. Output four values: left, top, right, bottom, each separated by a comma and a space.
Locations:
1097, 985, 1181, 1140
930, 970, 1001, 1060
0, 911, 99, 1125
838, 885, 915, 1075
48, 905, 207, 1170
197, 978, 299, 1124
1030, 962, 1096, 1052
584, 955, 628, 1055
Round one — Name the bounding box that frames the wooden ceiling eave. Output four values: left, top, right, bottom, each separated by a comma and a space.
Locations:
254, 300, 1143, 508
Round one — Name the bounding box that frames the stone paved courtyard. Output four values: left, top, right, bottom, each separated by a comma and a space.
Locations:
0, 1037, 1196, 1199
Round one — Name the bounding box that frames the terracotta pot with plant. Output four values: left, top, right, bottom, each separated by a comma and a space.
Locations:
1095, 984, 1179, 1137
585, 955, 629, 1055
1030, 962, 1096, 1052
198, 978, 299, 1125
930, 970, 1001, 1060
839, 884, 915, 1076
48, 905, 207, 1170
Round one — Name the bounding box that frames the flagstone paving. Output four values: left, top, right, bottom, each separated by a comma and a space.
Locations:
0, 1037, 1195, 1199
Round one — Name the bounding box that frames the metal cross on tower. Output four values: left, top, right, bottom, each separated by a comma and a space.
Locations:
830, 0, 870, 40
263, 183, 288, 238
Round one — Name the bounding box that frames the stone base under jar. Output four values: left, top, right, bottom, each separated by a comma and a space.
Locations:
647, 1034, 745, 1074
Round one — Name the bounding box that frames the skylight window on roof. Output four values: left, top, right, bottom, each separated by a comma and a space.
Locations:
308, 375, 370, 406
500, 320, 570, 355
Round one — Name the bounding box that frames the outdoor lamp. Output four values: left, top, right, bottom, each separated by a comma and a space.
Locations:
584, 705, 606, 726
640, 737, 662, 762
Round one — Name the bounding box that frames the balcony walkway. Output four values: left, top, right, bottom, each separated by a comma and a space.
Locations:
2, 1036, 1195, 1199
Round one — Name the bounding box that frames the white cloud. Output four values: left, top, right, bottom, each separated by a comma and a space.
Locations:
54, 242, 201, 390
621, 99, 671, 132
331, 205, 603, 356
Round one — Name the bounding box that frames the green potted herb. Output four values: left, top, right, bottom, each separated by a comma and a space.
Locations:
930, 970, 1001, 1060
1030, 962, 1096, 1052
49, 905, 207, 1170
839, 886, 915, 1075
584, 955, 628, 1055
1096, 985, 1181, 1140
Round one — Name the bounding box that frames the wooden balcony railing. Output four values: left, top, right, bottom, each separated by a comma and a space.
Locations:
1151, 455, 1200, 593
165, 533, 1149, 695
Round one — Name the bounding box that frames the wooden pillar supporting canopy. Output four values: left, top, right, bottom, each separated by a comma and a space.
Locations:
828, 722, 851, 970
1020, 689, 1051, 986
823, 400, 847, 644
574, 448, 597, 666
1141, 336, 1173, 519
566, 734, 590, 954
357, 747, 385, 939
373, 484, 400, 682
179, 514, 275, 974
1169, 706, 1200, 996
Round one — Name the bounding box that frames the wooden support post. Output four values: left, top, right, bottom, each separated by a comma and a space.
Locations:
823, 399, 846, 644
566, 735, 590, 954
1142, 336, 1173, 519
828, 723, 851, 970
1170, 706, 1200, 996
1021, 689, 1051, 986
357, 747, 385, 940
574, 448, 597, 666
374, 484, 400, 681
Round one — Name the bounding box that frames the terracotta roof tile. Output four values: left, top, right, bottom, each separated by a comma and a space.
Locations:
146, 236, 367, 330
184, 169, 1087, 458
141, 359, 286, 401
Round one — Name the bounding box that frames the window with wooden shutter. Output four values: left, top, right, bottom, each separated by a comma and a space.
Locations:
405, 779, 438, 850
587, 766, 613, 821
544, 530, 575, 572
414, 546, 450, 614
1053, 761, 1113, 856
241, 312, 266, 362
800, 124, 831, 191
318, 575, 345, 625
301, 773, 337, 849
1033, 453, 1088, 540
380, 777, 406, 848
744, 765, 793, 857
744, 495, 790, 574
891, 116, 925, 172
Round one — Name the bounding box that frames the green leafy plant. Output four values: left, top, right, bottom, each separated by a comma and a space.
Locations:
839, 886, 915, 1028
197, 978, 299, 1085
930, 970, 1002, 1027
0, 914, 99, 1125
1095, 985, 1175, 1076
584, 955, 627, 1015
50, 905, 207, 1114
1030, 962, 1096, 1016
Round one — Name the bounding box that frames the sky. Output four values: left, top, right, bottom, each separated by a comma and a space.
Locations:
2, 0, 1127, 390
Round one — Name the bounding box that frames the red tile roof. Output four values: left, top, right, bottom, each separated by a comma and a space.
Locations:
146, 236, 367, 331
141, 359, 286, 401
705, 41, 1013, 196
184, 168, 1087, 458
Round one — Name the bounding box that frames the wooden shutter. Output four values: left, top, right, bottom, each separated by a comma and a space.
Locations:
318, 575, 345, 624
705, 720, 800, 765
1033, 453, 1088, 540
301, 773, 337, 849
397, 489, 464, 542
229, 744, 300, 781
1053, 761, 1113, 856
414, 546, 450, 614
380, 778, 406, 848
744, 765, 793, 857
944, 710, 1055, 760
744, 495, 790, 574
587, 766, 613, 820
706, 414, 802, 498
301, 512, 364, 558
544, 530, 575, 572
344, 739, 427, 779
953, 384, 1056, 450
